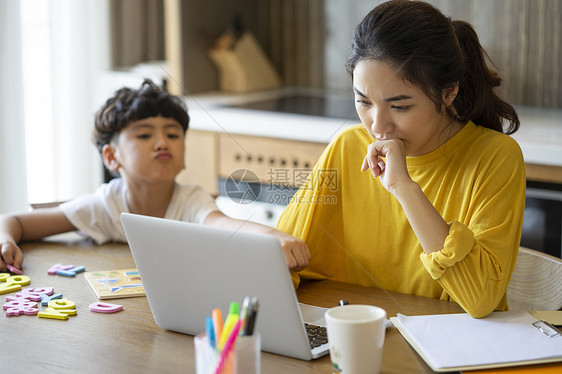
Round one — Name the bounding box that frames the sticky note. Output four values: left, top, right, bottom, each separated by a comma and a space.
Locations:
89, 302, 123, 313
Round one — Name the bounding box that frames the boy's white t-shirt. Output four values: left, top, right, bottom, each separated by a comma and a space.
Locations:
59, 178, 219, 244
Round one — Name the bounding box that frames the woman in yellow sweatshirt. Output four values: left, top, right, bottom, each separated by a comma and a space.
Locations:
277, 0, 525, 318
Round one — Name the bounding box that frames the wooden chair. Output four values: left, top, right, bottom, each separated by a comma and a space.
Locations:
507, 246, 562, 311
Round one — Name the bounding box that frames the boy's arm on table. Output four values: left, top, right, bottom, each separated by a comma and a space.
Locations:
204, 210, 310, 272
0, 208, 76, 271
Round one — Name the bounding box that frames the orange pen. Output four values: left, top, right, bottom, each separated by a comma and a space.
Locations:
212, 308, 223, 346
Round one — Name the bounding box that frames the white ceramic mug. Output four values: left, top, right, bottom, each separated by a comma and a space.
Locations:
325, 305, 387, 374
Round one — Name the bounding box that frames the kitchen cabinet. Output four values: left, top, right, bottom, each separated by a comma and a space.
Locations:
163, 0, 324, 96
525, 164, 562, 184
177, 129, 327, 196
176, 129, 218, 194
217, 133, 325, 187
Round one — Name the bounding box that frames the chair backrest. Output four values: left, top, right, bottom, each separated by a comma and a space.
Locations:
507, 246, 562, 311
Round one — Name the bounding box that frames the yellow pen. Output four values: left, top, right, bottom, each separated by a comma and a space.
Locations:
218, 301, 239, 350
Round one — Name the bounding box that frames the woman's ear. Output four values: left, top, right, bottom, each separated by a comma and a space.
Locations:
442, 83, 459, 107
102, 144, 120, 172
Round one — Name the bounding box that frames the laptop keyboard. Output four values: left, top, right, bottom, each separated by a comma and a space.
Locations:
305, 323, 328, 349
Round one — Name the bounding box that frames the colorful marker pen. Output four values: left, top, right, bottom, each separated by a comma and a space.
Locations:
239, 296, 251, 336
212, 308, 223, 345
214, 319, 242, 374
218, 302, 239, 349
244, 297, 259, 336
206, 316, 216, 349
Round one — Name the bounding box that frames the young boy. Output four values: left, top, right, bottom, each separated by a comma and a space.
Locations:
0, 79, 310, 273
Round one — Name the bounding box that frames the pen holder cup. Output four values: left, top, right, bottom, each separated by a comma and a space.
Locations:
194, 333, 261, 374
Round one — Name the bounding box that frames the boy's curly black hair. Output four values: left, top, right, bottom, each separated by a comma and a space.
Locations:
93, 79, 189, 154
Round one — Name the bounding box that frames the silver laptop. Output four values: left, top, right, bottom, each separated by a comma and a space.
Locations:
120, 213, 329, 360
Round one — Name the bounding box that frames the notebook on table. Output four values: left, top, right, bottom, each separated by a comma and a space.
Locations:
120, 213, 329, 360
391, 311, 562, 372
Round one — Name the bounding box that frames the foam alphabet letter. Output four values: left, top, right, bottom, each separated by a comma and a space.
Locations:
48, 298, 76, 310
40, 293, 63, 306
2, 300, 39, 316
17, 287, 54, 301
0, 275, 31, 294
89, 302, 123, 313
57, 266, 86, 277
38, 307, 70, 320
47, 264, 75, 275
38, 298, 77, 320
5, 294, 31, 302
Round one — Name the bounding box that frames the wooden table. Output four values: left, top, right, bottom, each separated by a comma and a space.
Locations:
1, 238, 463, 373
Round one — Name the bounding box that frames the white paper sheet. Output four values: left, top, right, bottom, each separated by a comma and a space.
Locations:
394, 311, 562, 370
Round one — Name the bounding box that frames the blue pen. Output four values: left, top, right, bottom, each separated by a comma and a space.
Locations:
206, 316, 216, 349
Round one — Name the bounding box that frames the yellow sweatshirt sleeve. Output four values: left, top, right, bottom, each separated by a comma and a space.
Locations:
420, 137, 526, 318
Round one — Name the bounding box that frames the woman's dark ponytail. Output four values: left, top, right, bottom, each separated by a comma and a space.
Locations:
453, 21, 519, 134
